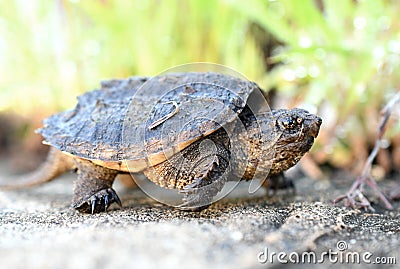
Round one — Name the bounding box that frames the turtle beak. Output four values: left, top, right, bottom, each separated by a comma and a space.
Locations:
310, 116, 322, 138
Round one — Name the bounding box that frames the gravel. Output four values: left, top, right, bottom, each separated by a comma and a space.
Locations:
1, 167, 399, 269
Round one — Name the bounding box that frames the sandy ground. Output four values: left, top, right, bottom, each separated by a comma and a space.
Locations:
0, 163, 399, 269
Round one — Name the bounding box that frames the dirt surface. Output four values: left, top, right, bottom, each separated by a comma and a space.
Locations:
0, 162, 399, 269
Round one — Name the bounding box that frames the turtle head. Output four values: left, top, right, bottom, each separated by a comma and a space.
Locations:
269, 108, 322, 175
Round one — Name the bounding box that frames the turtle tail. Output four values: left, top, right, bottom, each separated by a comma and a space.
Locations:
0, 147, 75, 190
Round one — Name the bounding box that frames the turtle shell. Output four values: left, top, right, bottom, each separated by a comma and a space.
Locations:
38, 72, 259, 172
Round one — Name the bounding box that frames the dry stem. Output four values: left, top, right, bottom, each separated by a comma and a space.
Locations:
333, 92, 400, 210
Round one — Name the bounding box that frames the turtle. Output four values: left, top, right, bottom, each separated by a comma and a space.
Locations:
0, 72, 322, 213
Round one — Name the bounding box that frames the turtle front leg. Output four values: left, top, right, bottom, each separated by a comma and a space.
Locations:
72, 159, 121, 214
178, 153, 230, 211
144, 129, 231, 211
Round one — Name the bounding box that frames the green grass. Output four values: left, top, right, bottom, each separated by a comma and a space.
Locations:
0, 0, 265, 113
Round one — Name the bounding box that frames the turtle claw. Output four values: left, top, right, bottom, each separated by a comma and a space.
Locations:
177, 176, 223, 211
90, 196, 97, 214
73, 188, 122, 214
113, 192, 123, 208
178, 202, 210, 212
178, 195, 211, 211
104, 195, 109, 209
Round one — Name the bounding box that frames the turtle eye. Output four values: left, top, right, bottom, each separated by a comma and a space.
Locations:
281, 116, 295, 129
296, 117, 303, 125
279, 116, 302, 130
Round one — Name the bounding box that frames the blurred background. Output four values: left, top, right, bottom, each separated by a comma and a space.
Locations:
1, 0, 400, 179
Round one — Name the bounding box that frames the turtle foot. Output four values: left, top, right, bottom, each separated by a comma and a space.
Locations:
73, 188, 122, 214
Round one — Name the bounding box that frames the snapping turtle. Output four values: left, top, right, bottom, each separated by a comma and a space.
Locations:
0, 72, 321, 213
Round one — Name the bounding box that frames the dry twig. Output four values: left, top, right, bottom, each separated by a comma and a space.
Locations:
333, 92, 400, 210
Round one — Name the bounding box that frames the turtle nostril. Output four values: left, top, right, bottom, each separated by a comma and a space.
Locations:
316, 117, 322, 127
312, 118, 322, 138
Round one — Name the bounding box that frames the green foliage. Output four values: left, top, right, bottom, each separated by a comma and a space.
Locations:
0, 0, 266, 113
234, 0, 400, 113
